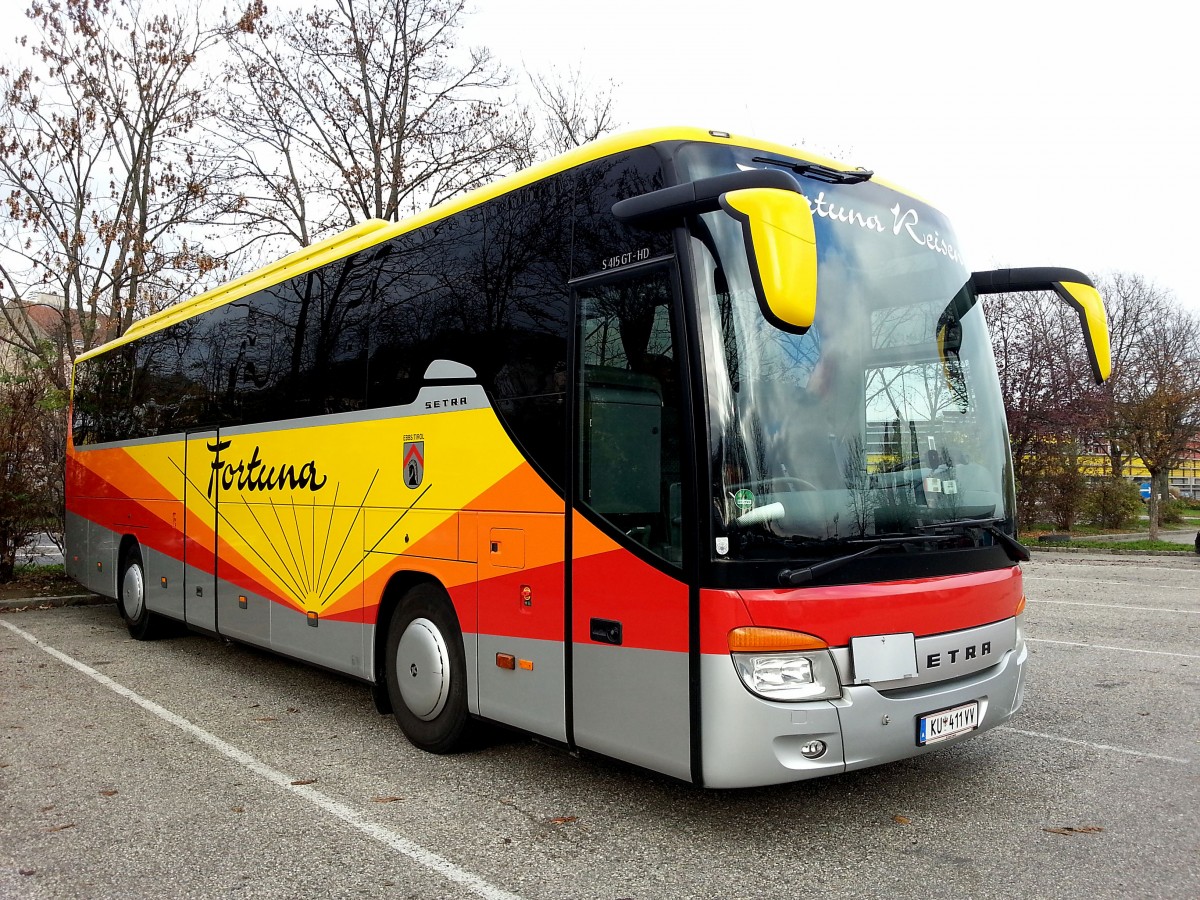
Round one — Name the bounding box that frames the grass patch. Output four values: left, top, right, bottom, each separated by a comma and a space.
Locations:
1051, 539, 1193, 552
1, 563, 83, 601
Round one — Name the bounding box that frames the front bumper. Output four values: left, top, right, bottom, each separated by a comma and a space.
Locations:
699, 633, 1027, 788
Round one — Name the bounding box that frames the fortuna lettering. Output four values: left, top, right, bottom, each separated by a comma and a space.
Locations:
206, 439, 328, 499
806, 191, 962, 264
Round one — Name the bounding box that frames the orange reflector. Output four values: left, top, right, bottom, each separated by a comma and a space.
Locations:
1016, 595, 1027, 616
161, 577, 168, 588
496, 653, 516, 670
518, 659, 534, 671
728, 627, 828, 653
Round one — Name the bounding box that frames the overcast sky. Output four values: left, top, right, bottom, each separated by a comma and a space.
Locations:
470, 0, 1198, 308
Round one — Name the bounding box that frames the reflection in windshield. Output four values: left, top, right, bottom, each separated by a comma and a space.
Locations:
682, 149, 1015, 562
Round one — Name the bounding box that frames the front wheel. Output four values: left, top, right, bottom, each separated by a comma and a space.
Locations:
385, 583, 474, 753
118, 545, 166, 641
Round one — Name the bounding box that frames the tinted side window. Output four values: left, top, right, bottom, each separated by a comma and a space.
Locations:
295, 257, 371, 416
575, 266, 685, 565
571, 147, 671, 278
368, 208, 486, 408
483, 173, 573, 488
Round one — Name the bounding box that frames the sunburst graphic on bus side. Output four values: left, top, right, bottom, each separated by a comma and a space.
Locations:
173, 460, 436, 611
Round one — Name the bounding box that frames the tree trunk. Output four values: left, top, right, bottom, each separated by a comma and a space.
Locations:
1147, 467, 1160, 541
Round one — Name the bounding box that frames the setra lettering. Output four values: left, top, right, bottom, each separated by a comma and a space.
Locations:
425, 396, 468, 410
926, 641, 992, 670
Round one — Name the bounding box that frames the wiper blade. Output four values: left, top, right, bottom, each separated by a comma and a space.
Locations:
752, 156, 874, 185
778, 533, 958, 587
914, 517, 1031, 563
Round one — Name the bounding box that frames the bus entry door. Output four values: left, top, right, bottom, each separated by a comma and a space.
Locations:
569, 268, 693, 783
183, 430, 220, 632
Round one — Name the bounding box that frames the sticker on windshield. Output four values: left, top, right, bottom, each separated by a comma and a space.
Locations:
733, 489, 756, 512
942, 480, 958, 495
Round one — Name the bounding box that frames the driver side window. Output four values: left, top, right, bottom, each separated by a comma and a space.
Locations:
575, 266, 684, 565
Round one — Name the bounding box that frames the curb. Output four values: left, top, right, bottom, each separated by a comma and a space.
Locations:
0, 593, 110, 612
1031, 547, 1200, 557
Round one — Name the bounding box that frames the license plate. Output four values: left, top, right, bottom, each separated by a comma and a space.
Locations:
917, 701, 979, 745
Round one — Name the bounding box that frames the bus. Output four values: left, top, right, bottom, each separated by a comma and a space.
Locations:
65, 127, 1109, 788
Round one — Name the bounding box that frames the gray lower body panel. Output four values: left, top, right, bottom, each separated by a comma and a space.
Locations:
701, 635, 1027, 789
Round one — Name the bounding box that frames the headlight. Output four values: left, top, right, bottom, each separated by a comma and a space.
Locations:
727, 627, 842, 701
731, 649, 841, 701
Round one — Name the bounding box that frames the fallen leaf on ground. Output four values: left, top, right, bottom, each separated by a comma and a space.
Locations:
893, 815, 912, 825
371, 796, 405, 803
548, 816, 578, 825
231, 807, 244, 813
290, 779, 316, 786
99, 790, 118, 797
1043, 825, 1105, 835
46, 823, 76, 833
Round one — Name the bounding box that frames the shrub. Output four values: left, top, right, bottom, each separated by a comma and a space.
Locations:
1081, 479, 1142, 530
1158, 498, 1184, 526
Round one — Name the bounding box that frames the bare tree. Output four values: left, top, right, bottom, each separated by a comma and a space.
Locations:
524, 65, 619, 159
0, 0, 237, 384
1116, 302, 1200, 540
218, 0, 530, 249
0, 352, 65, 580
985, 288, 1101, 527
1092, 272, 1175, 479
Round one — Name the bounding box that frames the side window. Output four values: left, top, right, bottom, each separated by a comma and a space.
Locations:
368, 209, 486, 408
295, 256, 370, 416
483, 174, 573, 489
571, 147, 672, 278
575, 266, 684, 565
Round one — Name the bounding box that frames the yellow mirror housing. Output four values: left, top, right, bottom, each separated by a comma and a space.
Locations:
970, 267, 1111, 384
1052, 280, 1111, 383
718, 187, 819, 333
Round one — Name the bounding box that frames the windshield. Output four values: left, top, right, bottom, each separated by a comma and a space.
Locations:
678, 144, 1015, 562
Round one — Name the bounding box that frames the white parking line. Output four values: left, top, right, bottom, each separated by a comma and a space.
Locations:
0, 619, 524, 900
1026, 598, 1200, 614
1027, 638, 1200, 659
999, 727, 1191, 765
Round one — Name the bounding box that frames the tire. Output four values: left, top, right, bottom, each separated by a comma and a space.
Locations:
385, 583, 474, 753
118, 545, 165, 641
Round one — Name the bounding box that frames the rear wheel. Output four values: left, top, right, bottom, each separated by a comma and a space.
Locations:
385, 583, 474, 753
118, 545, 165, 641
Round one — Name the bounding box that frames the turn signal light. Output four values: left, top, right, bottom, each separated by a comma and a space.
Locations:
728, 627, 828, 653
496, 653, 516, 670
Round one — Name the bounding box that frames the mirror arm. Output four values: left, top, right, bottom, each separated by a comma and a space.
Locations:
969, 267, 1091, 295
612, 169, 802, 226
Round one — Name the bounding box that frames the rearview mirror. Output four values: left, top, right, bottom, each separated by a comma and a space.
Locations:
971, 267, 1111, 383
613, 169, 819, 333
718, 187, 818, 333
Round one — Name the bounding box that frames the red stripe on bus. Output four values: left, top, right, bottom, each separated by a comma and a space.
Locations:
718, 567, 1022, 650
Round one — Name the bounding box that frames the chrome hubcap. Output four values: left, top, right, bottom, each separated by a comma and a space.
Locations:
122, 563, 144, 620
396, 617, 449, 721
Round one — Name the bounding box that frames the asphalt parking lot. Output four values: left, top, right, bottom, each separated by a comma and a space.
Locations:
2, 551, 1197, 899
